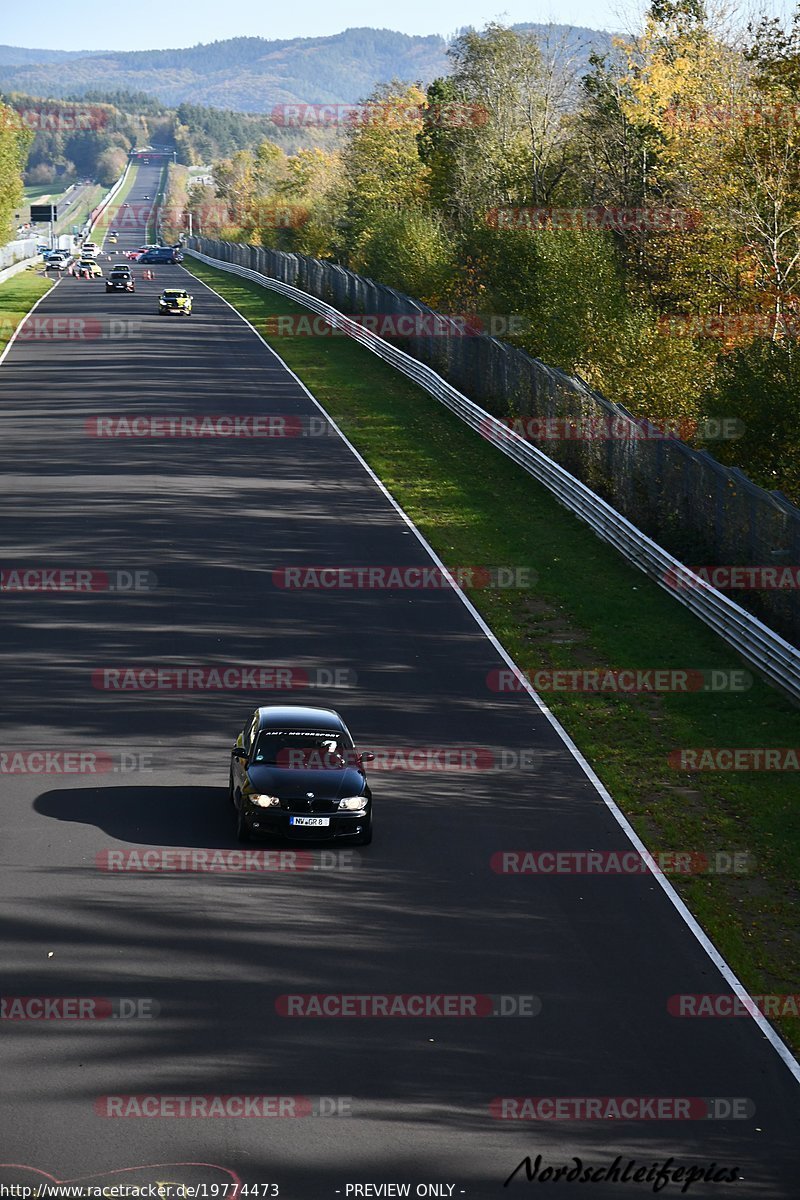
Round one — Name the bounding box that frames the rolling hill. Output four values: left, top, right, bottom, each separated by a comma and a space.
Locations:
0, 26, 616, 113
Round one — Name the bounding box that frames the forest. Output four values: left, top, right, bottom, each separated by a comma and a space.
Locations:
3, 5, 800, 502
161, 5, 800, 503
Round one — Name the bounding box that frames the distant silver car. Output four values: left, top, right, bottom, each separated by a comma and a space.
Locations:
44, 252, 70, 270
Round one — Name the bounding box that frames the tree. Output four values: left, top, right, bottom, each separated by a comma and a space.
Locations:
420, 24, 580, 228
349, 207, 455, 306
96, 146, 127, 185
213, 149, 256, 224
0, 100, 34, 235
340, 80, 431, 250
702, 339, 800, 500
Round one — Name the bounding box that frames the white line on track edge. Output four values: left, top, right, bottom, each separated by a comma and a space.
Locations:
0, 273, 61, 368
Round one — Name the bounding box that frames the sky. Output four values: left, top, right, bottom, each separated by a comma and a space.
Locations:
0, 0, 794, 52
1, 0, 641, 53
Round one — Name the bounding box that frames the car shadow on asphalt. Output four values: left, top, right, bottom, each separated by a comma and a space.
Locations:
34, 784, 282, 849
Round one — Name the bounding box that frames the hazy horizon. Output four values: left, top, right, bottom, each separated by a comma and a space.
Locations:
0, 5, 639, 54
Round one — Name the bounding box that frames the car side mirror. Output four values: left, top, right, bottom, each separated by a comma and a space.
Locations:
360, 752, 375, 763
231, 746, 248, 758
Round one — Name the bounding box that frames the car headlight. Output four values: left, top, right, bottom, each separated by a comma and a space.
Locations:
249, 794, 282, 808
338, 795, 367, 811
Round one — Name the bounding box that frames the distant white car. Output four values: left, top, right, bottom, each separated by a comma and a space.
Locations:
81, 242, 99, 258
44, 252, 70, 270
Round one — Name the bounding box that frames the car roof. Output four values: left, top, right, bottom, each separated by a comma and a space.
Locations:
256, 705, 344, 732
162, 288, 187, 295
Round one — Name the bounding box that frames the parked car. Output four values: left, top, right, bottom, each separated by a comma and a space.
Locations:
139, 247, 183, 264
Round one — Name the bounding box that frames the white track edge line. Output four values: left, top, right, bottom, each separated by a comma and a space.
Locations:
0, 274, 61, 368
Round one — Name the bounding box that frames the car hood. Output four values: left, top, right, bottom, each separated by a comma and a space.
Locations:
246, 763, 365, 800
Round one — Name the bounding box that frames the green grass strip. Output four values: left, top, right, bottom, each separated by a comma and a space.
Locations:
0, 268, 53, 353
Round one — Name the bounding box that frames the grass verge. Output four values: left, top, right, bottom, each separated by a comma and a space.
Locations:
23, 182, 60, 203
0, 268, 53, 353
187, 255, 800, 1052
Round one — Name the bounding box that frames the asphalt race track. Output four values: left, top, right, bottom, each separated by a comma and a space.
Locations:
1, 162, 799, 1199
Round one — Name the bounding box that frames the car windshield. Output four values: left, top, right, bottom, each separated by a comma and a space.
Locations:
252, 729, 350, 769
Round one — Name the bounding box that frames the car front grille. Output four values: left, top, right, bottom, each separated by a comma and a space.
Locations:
281, 797, 338, 814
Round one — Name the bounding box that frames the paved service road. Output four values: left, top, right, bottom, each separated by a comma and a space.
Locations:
1, 163, 798, 1198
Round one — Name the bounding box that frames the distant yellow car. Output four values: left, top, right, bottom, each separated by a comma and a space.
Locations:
77, 259, 103, 278
108, 234, 118, 244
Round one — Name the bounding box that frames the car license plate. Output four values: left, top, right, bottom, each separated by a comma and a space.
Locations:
290, 816, 330, 827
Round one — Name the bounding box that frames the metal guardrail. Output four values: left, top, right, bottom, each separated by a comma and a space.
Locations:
187, 246, 800, 704
87, 163, 132, 241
